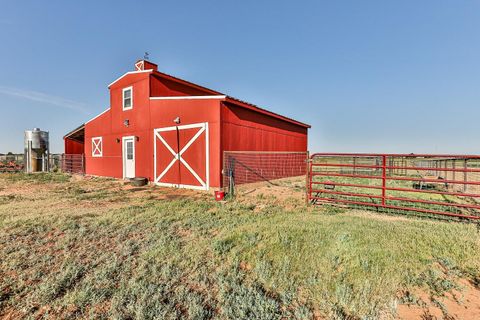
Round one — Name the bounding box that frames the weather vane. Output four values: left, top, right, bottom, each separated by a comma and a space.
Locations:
144, 52, 149, 60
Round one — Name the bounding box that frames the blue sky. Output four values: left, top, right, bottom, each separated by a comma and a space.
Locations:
1, 1, 479, 153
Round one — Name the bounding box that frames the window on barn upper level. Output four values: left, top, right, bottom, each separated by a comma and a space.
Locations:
122, 87, 133, 110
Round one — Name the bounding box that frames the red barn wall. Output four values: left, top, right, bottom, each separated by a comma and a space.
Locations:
149, 99, 222, 187
220, 102, 308, 187
64, 138, 84, 154
84, 110, 118, 178
85, 72, 151, 180
221, 102, 308, 152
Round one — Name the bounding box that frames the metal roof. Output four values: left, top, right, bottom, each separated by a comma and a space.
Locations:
152, 71, 311, 129
63, 124, 85, 142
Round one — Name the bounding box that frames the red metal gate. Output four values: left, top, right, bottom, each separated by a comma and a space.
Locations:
60, 154, 85, 174
307, 153, 480, 220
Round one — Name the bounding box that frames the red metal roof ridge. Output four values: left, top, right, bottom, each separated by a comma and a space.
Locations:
151, 70, 311, 128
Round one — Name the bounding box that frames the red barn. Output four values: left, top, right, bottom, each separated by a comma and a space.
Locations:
64, 60, 309, 190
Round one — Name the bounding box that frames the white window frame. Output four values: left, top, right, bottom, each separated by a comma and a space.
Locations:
92, 137, 103, 157
122, 86, 133, 110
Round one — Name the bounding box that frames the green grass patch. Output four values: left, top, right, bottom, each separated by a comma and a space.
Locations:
0, 175, 479, 319
3, 172, 71, 184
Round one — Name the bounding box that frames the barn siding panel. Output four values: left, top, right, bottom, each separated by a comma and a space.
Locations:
64, 138, 84, 154
221, 102, 308, 152
150, 99, 222, 188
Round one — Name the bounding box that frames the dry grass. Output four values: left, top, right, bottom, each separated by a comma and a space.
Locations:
0, 173, 479, 319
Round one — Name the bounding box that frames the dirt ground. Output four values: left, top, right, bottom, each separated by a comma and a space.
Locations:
1, 174, 479, 319
234, 176, 306, 203
396, 279, 480, 320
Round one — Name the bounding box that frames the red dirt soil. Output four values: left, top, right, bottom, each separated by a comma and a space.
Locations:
397, 279, 480, 319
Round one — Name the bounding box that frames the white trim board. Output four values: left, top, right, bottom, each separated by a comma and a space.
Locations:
108, 69, 153, 88
150, 95, 226, 100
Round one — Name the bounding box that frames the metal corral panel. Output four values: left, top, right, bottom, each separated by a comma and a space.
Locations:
308, 153, 480, 220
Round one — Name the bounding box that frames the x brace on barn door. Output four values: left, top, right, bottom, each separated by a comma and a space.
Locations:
154, 123, 209, 190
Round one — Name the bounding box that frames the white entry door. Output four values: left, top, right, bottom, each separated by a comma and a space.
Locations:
122, 136, 135, 179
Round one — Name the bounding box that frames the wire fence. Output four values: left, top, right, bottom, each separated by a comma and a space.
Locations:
0, 153, 84, 174
0, 154, 24, 164
222, 151, 308, 192
308, 153, 480, 220
0, 161, 24, 173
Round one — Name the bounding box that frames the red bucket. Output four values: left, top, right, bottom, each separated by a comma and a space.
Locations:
215, 191, 225, 201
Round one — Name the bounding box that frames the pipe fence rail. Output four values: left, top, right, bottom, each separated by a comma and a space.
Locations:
60, 154, 85, 175
308, 153, 480, 220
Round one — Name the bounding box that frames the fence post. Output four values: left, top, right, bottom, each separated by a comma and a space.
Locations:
305, 151, 310, 205
82, 154, 85, 175
382, 155, 387, 206
228, 155, 235, 198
